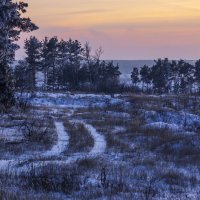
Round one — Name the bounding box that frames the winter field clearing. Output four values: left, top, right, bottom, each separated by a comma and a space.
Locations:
1, 92, 200, 199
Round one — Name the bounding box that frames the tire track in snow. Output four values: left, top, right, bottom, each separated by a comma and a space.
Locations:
0, 121, 69, 173
21, 121, 107, 169
20, 121, 106, 169
69, 120, 106, 155
0, 118, 106, 174
83, 122, 106, 155
44, 122, 69, 157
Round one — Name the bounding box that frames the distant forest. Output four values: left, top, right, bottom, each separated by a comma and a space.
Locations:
15, 36, 121, 93
15, 36, 200, 94
1, 0, 200, 110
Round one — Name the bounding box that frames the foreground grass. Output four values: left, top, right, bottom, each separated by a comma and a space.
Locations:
1, 94, 200, 199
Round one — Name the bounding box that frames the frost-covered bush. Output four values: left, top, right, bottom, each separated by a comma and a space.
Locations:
20, 117, 52, 143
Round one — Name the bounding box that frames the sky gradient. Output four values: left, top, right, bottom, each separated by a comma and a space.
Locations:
17, 0, 200, 60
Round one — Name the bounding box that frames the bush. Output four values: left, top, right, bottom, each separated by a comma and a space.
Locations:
19, 117, 52, 143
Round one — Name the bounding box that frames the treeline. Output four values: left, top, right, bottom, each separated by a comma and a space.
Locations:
131, 58, 200, 94
15, 38, 200, 95
3, 0, 200, 112
14, 36, 121, 93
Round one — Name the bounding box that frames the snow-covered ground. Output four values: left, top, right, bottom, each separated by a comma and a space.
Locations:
143, 110, 200, 132
44, 122, 69, 157
142, 122, 181, 132
17, 91, 125, 108
81, 122, 106, 155
1, 93, 200, 199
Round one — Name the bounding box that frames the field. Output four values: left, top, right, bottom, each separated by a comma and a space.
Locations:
0, 92, 200, 199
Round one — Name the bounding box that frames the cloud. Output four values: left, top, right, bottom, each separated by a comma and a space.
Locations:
16, 0, 200, 59
66, 8, 110, 15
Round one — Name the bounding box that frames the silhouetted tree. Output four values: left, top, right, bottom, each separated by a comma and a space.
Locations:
96, 61, 121, 92
62, 39, 84, 89
195, 60, 200, 93
140, 65, 151, 91
178, 60, 194, 94
151, 58, 171, 93
131, 67, 140, 87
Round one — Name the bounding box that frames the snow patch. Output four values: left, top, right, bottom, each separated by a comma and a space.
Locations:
144, 110, 200, 130
112, 126, 127, 134
17, 92, 127, 109
143, 122, 181, 132
0, 128, 23, 142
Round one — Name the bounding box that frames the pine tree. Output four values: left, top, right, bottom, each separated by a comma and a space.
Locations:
96, 61, 121, 92
41, 37, 50, 90
195, 60, 200, 93
83, 42, 93, 88
140, 65, 151, 91
170, 60, 179, 94
131, 67, 140, 89
178, 60, 194, 94
0, 60, 15, 108
151, 59, 171, 93
14, 60, 28, 89
0, 0, 38, 108
63, 39, 84, 89
41, 37, 59, 90
57, 39, 69, 89
24, 36, 41, 92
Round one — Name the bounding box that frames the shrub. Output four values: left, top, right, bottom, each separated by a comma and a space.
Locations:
19, 117, 52, 143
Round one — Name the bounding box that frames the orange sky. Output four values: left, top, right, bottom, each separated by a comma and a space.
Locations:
17, 0, 200, 60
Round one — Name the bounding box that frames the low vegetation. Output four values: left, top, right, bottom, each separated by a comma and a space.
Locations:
1, 93, 200, 199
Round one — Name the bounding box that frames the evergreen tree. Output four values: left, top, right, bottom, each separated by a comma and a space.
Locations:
62, 39, 84, 89
41, 37, 50, 90
0, 0, 38, 108
41, 37, 59, 90
24, 36, 41, 91
96, 61, 121, 92
195, 60, 200, 93
178, 60, 194, 94
78, 64, 89, 86
83, 42, 93, 88
140, 65, 151, 91
57, 39, 68, 88
14, 60, 28, 89
170, 60, 179, 93
151, 58, 171, 93
0, 61, 15, 108
131, 67, 139, 88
